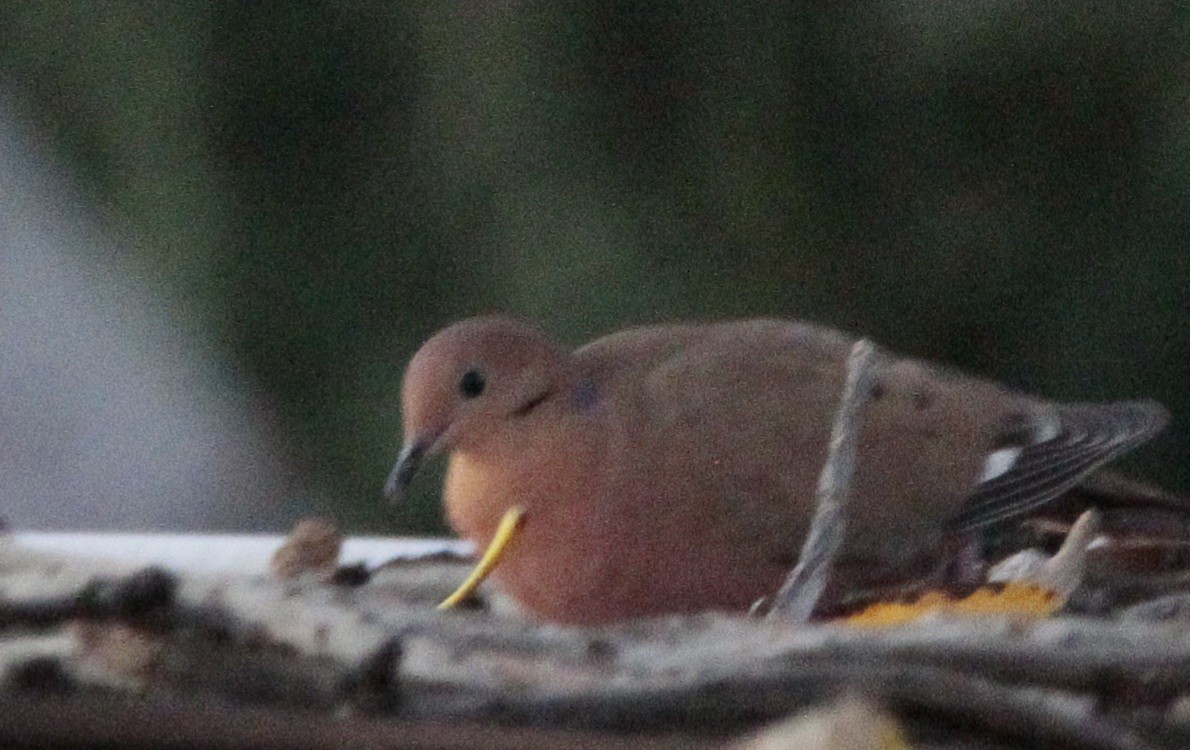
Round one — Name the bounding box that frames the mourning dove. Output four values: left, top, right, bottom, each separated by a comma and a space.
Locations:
384, 316, 1169, 624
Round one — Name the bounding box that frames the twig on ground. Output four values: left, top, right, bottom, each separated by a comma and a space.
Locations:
486, 660, 1155, 750
0, 567, 176, 631
767, 339, 877, 621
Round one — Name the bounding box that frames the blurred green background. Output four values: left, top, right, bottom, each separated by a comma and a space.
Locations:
2, 3, 1186, 534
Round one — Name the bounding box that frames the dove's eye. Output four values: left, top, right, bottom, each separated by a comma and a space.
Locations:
459, 369, 486, 399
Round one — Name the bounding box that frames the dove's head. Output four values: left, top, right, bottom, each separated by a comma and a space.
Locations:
384, 316, 567, 501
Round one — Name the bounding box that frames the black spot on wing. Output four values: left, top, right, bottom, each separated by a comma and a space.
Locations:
949, 401, 1169, 530
992, 411, 1038, 450
767, 551, 797, 567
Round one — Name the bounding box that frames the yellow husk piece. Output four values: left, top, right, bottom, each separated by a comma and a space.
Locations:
438, 505, 526, 610
844, 582, 1060, 628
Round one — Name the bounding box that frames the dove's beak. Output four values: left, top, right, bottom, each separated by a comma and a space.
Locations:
384, 439, 429, 504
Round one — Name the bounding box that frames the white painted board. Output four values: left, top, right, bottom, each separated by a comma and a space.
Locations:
11, 533, 473, 575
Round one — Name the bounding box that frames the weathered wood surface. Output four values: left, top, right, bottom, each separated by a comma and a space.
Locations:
1, 531, 1189, 749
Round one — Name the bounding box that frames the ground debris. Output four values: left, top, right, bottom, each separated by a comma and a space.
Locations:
0, 522, 1188, 749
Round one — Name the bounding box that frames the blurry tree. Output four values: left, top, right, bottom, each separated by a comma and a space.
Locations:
1, 1, 1185, 532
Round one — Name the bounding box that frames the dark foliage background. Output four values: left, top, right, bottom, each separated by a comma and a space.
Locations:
2, 3, 1186, 533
